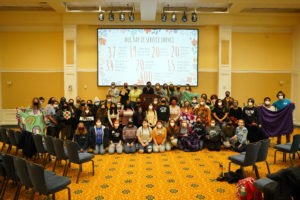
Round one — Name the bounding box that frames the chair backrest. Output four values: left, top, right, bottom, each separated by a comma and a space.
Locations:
1, 129, 10, 144
45, 136, 56, 156
65, 140, 80, 164
2, 154, 18, 181
0, 128, 6, 142
256, 139, 271, 162
26, 162, 48, 194
32, 134, 47, 153
52, 137, 68, 159
7, 130, 17, 146
13, 157, 32, 187
291, 134, 300, 153
14, 131, 21, 146
244, 142, 262, 166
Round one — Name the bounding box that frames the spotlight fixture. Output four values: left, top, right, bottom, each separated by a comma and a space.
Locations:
98, 12, 104, 21
171, 12, 177, 22
191, 11, 197, 22
181, 12, 187, 22
161, 12, 167, 22
120, 12, 125, 22
109, 11, 114, 21
129, 12, 134, 22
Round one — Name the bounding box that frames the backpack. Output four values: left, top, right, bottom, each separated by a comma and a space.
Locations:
236, 177, 263, 200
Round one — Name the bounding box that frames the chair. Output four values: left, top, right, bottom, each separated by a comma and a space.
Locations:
26, 162, 71, 200
65, 140, 95, 183
256, 139, 271, 175
0, 154, 19, 199
253, 177, 278, 200
52, 137, 69, 176
32, 134, 48, 166
7, 130, 21, 156
44, 135, 57, 170
0, 129, 11, 153
228, 142, 262, 179
13, 156, 56, 200
274, 134, 300, 166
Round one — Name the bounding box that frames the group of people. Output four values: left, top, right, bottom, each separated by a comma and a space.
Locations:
28, 81, 294, 154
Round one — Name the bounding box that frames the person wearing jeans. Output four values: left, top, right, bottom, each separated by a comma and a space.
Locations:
137, 119, 153, 153
88, 119, 109, 155
152, 121, 167, 153
123, 118, 138, 153
108, 120, 123, 154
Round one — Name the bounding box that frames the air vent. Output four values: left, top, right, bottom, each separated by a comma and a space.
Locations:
0, 2, 53, 11
242, 8, 300, 13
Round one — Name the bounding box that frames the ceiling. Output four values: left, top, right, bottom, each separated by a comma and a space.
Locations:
0, 0, 300, 26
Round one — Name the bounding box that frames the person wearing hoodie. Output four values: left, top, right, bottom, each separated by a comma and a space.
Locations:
91, 97, 101, 117
74, 123, 89, 152
96, 103, 109, 127
206, 119, 222, 151
192, 117, 206, 150
137, 119, 153, 153
108, 120, 123, 154
56, 101, 73, 140
88, 119, 109, 154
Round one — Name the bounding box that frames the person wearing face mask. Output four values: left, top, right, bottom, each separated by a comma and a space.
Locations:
46, 97, 59, 138
143, 81, 154, 94
105, 95, 112, 110
177, 120, 191, 150
178, 120, 200, 151
262, 97, 275, 111
96, 103, 109, 127
88, 119, 109, 154
133, 106, 145, 128
152, 97, 159, 111
192, 117, 206, 150
200, 93, 208, 101
108, 103, 119, 127
108, 120, 123, 154
91, 97, 101, 118
242, 98, 259, 127
162, 83, 170, 101
120, 100, 135, 127
75, 99, 86, 126
129, 84, 142, 108
116, 102, 123, 125
79, 106, 95, 131
56, 102, 73, 140
229, 100, 243, 127
205, 120, 222, 151
157, 97, 170, 127
166, 119, 179, 150
154, 83, 166, 100
221, 118, 235, 148
169, 98, 181, 123
193, 98, 211, 127
173, 85, 182, 106
205, 99, 214, 111
107, 82, 120, 104
212, 99, 228, 128
120, 82, 131, 106
231, 119, 248, 152
123, 118, 138, 153
68, 98, 77, 140
185, 84, 192, 92
222, 91, 231, 110
181, 101, 193, 115
134, 97, 143, 112
39, 97, 45, 108
182, 84, 200, 105
59, 97, 67, 110
145, 103, 157, 128
75, 96, 81, 108
86, 99, 93, 109
191, 96, 199, 109
152, 121, 167, 153
137, 119, 153, 153
74, 123, 89, 152
168, 84, 175, 100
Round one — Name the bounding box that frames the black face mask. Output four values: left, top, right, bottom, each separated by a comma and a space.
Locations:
226, 94, 230, 97
81, 103, 85, 106
101, 107, 106, 110
33, 102, 39, 106
63, 106, 68, 109
227, 123, 232, 126
69, 102, 74, 106
196, 121, 201, 124
124, 86, 128, 88
128, 122, 133, 126
206, 102, 211, 105
134, 86, 137, 89
87, 104, 92, 107
177, 87, 180, 90
147, 85, 150, 88
161, 100, 166, 103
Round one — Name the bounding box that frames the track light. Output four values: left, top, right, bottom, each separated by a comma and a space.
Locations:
161, 12, 167, 22
98, 12, 104, 21
181, 12, 187, 22
109, 11, 114, 21
129, 12, 134, 22
120, 12, 125, 22
191, 12, 197, 22
171, 12, 177, 22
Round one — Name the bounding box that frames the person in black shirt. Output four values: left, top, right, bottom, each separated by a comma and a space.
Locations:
56, 101, 73, 140
229, 99, 243, 127
143, 81, 154, 94
119, 82, 130, 106
157, 97, 170, 127
212, 99, 228, 128
108, 120, 123, 154
133, 105, 145, 128
192, 117, 206, 150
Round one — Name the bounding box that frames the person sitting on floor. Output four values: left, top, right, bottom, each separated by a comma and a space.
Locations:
205, 119, 222, 151
232, 119, 248, 152
74, 122, 89, 153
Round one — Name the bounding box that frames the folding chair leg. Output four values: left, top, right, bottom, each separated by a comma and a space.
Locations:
66, 187, 71, 200
265, 161, 271, 174
76, 164, 82, 184
65, 161, 70, 177
228, 162, 232, 172
289, 153, 294, 166
91, 160, 94, 176
0, 179, 9, 199
0, 178, 6, 198
240, 167, 245, 178
63, 161, 68, 176
254, 165, 260, 179
30, 190, 35, 200
52, 158, 57, 172
14, 183, 21, 200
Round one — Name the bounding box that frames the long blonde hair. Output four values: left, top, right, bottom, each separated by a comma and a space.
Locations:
75, 122, 87, 135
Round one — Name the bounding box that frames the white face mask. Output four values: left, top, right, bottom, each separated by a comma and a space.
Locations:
96, 122, 101, 126
143, 123, 148, 127
238, 123, 244, 127
210, 123, 215, 127
200, 102, 205, 105
153, 101, 158, 104
85, 110, 89, 114
218, 102, 222, 106
53, 104, 58, 108
170, 122, 175, 127
114, 123, 119, 127
265, 101, 270, 105
149, 106, 153, 110
248, 102, 253, 106
157, 124, 162, 129
156, 86, 159, 89
107, 99, 111, 102
278, 95, 284, 100
182, 123, 187, 127
192, 100, 197, 103
117, 105, 121, 108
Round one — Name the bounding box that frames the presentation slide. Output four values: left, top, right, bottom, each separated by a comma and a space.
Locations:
97, 28, 198, 86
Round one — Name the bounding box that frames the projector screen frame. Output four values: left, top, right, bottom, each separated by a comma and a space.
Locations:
97, 27, 199, 87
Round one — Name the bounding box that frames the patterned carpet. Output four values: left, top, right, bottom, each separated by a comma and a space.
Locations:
3, 129, 300, 200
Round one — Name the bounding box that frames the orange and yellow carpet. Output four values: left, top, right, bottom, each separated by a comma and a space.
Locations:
2, 129, 300, 200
